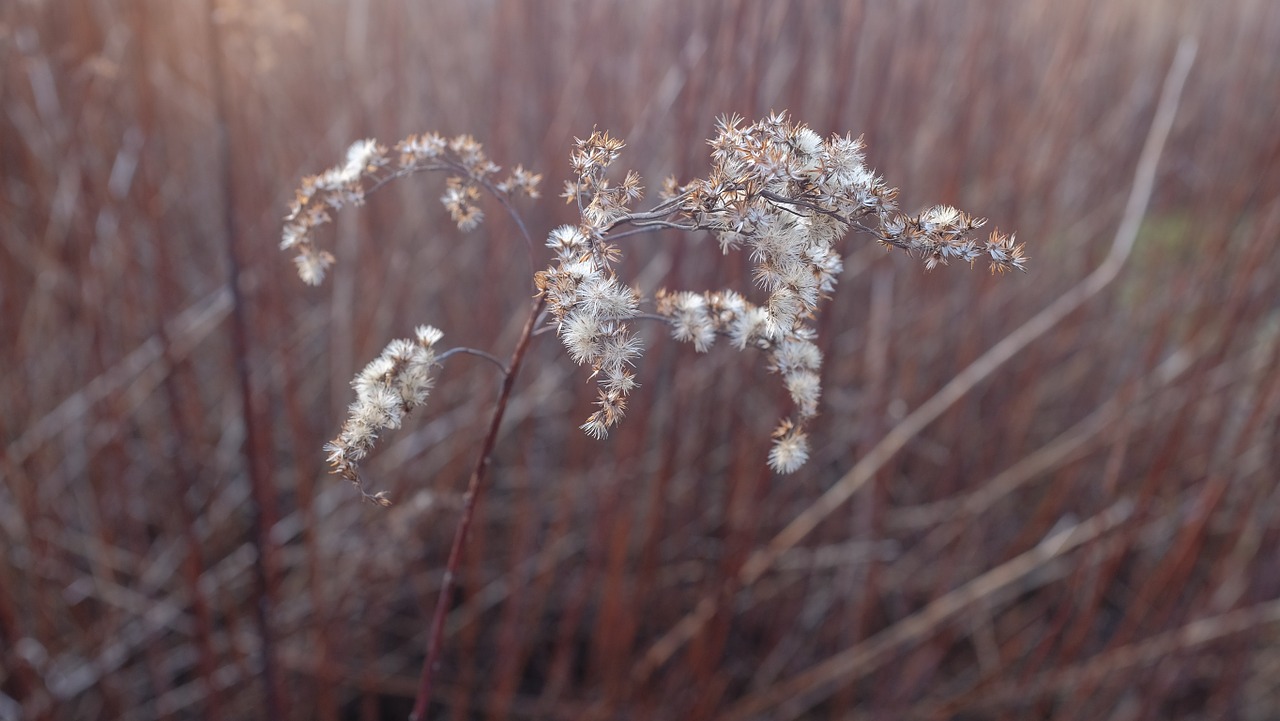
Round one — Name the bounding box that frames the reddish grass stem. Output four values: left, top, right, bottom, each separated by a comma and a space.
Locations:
410, 295, 547, 721
203, 2, 283, 717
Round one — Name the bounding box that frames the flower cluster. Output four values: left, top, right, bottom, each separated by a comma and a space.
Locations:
655, 289, 818, 472
280, 138, 387, 285
281, 133, 540, 285
883, 203, 1028, 272
535, 131, 644, 439
284, 113, 1023, 485
642, 112, 1024, 471
324, 325, 444, 504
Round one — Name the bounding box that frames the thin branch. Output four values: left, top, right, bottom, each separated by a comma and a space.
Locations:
759, 189, 844, 220
632, 313, 674, 326
471, 174, 537, 262
356, 159, 538, 267
759, 189, 924, 253
361, 163, 452, 196
602, 189, 695, 233
203, 2, 284, 717
436, 346, 509, 374
410, 296, 548, 721
628, 219, 701, 232
602, 225, 672, 242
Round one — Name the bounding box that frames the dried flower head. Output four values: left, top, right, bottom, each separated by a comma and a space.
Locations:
643, 112, 1024, 471
768, 418, 811, 475
532, 129, 652, 440
282, 133, 540, 285
286, 112, 1022, 485
324, 325, 444, 504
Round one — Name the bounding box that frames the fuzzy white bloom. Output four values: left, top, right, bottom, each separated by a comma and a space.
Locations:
325, 325, 443, 504
806, 244, 844, 293
294, 246, 335, 286
397, 132, 447, 163
561, 259, 598, 282
457, 208, 484, 232
281, 221, 307, 250
772, 337, 823, 374
765, 287, 803, 332
323, 138, 382, 187
919, 204, 962, 232
823, 134, 870, 194
666, 292, 716, 352
794, 127, 823, 158
440, 181, 484, 231
768, 422, 810, 474
580, 416, 609, 440
729, 306, 772, 349
599, 331, 642, 378
602, 371, 638, 394
784, 370, 822, 419
561, 311, 603, 365
547, 224, 588, 254
880, 213, 908, 238
984, 231, 1028, 273
577, 276, 639, 320
415, 325, 444, 346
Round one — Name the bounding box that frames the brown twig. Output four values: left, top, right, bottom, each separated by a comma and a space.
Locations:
436, 346, 510, 374
203, 2, 284, 717
410, 295, 547, 721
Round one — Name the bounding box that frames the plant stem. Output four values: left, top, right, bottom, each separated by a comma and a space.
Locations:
410, 295, 547, 721
203, 2, 283, 718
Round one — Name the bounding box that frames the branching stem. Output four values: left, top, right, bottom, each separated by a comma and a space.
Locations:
409, 295, 547, 721
437, 346, 509, 374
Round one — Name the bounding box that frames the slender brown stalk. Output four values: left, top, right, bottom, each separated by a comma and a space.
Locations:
410, 295, 547, 721
203, 2, 283, 717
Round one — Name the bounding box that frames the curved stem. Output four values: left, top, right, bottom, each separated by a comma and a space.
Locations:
601, 189, 695, 233
362, 159, 539, 269
204, 3, 283, 717
409, 295, 547, 721
436, 346, 509, 374
602, 225, 671, 242
633, 312, 674, 325
473, 176, 536, 255
362, 163, 452, 196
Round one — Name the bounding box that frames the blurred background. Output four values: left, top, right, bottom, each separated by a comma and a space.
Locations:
3, 0, 1280, 719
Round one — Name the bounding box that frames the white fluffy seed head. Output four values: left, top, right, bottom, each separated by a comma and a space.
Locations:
577, 276, 638, 320
768, 424, 810, 474
772, 337, 822, 374
784, 370, 822, 419
415, 325, 444, 346
561, 311, 603, 366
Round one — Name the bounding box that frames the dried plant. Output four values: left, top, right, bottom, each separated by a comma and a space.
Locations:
283, 114, 1022, 718
323, 325, 444, 505
20, 0, 1275, 717
285, 112, 1023, 484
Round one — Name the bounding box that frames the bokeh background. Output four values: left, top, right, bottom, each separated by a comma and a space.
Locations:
4, 1, 1280, 719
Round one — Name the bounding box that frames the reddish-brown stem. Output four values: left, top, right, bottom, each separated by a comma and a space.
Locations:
203, 1, 283, 717
410, 295, 547, 721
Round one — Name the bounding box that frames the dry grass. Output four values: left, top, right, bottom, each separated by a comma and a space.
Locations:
3, 1, 1280, 720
